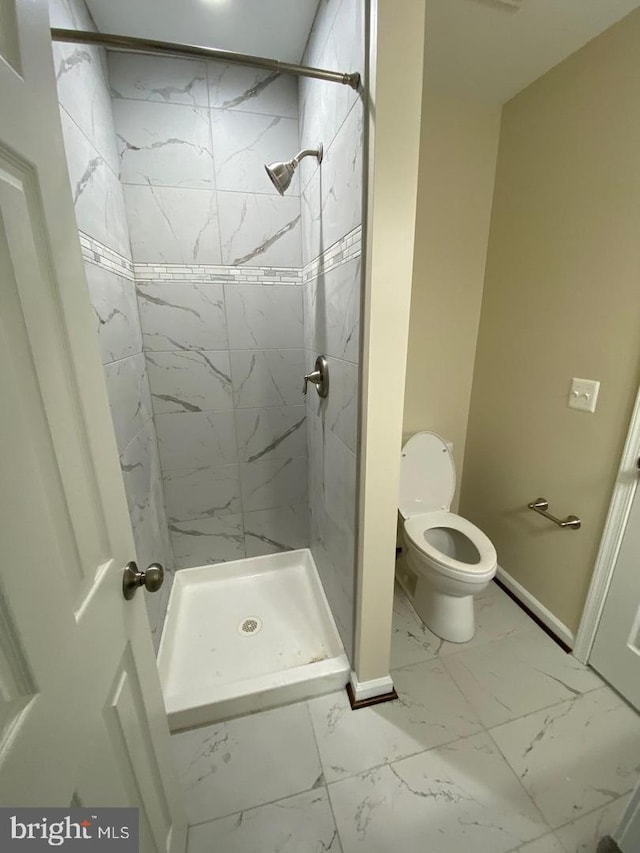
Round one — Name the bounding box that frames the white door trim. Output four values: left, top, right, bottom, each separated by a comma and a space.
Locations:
573, 381, 640, 663
615, 779, 640, 852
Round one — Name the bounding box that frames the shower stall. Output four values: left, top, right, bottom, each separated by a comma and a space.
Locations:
51, 0, 364, 727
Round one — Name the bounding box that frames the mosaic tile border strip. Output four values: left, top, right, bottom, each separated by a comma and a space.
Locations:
80, 232, 135, 280
80, 225, 361, 286
133, 263, 302, 285
302, 226, 362, 284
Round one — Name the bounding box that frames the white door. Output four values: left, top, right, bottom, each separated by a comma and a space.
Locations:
590, 460, 640, 711
616, 781, 640, 853
0, 2, 187, 850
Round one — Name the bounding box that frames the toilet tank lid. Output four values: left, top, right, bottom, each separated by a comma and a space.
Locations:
399, 431, 456, 518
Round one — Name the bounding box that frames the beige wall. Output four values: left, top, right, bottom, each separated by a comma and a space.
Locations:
460, 9, 640, 634
403, 88, 501, 506
355, 0, 426, 684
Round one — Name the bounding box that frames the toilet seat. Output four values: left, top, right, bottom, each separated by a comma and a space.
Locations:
404, 510, 497, 582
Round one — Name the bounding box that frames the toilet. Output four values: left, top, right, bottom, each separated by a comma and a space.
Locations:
398, 431, 497, 643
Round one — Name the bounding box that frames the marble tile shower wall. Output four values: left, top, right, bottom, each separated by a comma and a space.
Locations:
107, 54, 309, 566
299, 0, 365, 658
50, 0, 174, 649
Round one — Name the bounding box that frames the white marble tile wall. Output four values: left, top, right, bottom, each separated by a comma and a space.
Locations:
137, 271, 308, 566
143, 276, 310, 567
299, 0, 365, 266
109, 53, 303, 267
51, 0, 174, 647
299, 0, 365, 660
107, 52, 313, 568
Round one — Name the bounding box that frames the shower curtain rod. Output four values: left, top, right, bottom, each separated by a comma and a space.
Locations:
50, 29, 361, 90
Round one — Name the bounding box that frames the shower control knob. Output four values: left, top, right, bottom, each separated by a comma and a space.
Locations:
122, 560, 165, 600
302, 355, 329, 398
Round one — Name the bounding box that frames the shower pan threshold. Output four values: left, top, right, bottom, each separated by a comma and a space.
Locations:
157, 548, 350, 731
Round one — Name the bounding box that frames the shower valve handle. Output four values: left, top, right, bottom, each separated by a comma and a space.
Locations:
302, 355, 329, 398
303, 370, 322, 394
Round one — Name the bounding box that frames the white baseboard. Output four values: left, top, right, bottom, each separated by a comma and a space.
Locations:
349, 672, 395, 702
496, 566, 575, 649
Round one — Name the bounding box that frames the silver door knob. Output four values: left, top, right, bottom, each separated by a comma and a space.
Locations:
122, 561, 164, 600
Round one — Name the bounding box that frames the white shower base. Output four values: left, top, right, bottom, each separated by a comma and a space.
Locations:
157, 549, 350, 730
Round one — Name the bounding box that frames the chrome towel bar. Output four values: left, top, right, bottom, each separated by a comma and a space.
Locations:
527, 497, 581, 530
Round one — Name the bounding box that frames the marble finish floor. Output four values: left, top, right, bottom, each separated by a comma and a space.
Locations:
172, 581, 640, 853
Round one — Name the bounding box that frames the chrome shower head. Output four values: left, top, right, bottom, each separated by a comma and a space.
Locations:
265, 143, 323, 195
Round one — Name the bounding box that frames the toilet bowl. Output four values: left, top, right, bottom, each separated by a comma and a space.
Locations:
399, 432, 497, 643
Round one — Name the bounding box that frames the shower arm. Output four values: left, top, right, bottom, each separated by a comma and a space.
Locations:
293, 148, 323, 166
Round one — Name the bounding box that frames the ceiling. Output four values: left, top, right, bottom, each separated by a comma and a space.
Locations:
425, 0, 640, 104
84, 0, 640, 104
84, 0, 320, 64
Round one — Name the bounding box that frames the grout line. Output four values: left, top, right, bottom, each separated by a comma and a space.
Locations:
101, 348, 145, 368
59, 104, 122, 184
482, 722, 570, 838
222, 281, 249, 557
393, 591, 626, 840
111, 97, 299, 124
185, 777, 328, 830
120, 179, 301, 201
305, 696, 345, 850
299, 88, 364, 198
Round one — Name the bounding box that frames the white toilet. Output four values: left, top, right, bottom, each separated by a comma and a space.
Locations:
398, 431, 497, 643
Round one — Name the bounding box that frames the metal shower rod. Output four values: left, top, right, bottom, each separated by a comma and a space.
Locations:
50, 28, 361, 90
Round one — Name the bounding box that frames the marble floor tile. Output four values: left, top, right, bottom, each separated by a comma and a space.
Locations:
438, 582, 535, 656
308, 659, 482, 783
490, 687, 640, 828
554, 796, 629, 853
329, 732, 549, 853
391, 584, 443, 669
513, 836, 565, 853
171, 702, 322, 824
187, 788, 341, 853
443, 629, 603, 728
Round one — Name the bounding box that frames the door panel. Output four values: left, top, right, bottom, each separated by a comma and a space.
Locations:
591, 474, 640, 710
0, 2, 186, 847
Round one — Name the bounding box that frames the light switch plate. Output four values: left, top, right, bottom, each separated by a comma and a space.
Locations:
568, 377, 600, 413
